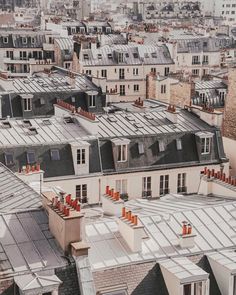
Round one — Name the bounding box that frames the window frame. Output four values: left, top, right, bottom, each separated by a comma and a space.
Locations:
117, 144, 127, 162
4, 153, 14, 166
200, 137, 211, 155
23, 97, 32, 112
77, 148, 86, 165
50, 149, 60, 161
27, 151, 36, 164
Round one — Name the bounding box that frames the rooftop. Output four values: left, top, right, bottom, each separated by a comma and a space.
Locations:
85, 194, 236, 271
0, 163, 41, 213
0, 68, 97, 94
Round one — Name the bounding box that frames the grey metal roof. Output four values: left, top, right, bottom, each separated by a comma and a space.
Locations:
80, 44, 173, 66
0, 71, 96, 94
0, 116, 92, 147
207, 250, 236, 273
0, 209, 67, 278
0, 163, 41, 214
54, 37, 74, 51
97, 107, 211, 139
195, 80, 227, 91
85, 194, 236, 271
159, 257, 209, 283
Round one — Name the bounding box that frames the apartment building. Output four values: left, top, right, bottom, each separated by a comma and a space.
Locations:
0, 67, 104, 118
0, 29, 57, 77
166, 35, 233, 78
74, 42, 174, 101
0, 98, 228, 205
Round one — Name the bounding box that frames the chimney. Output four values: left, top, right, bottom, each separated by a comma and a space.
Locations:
179, 221, 196, 248
118, 208, 144, 252
48, 192, 84, 253
198, 168, 236, 198
16, 164, 44, 185
102, 186, 124, 216
166, 104, 179, 124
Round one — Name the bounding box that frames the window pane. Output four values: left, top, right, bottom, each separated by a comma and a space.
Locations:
51, 149, 60, 161
183, 284, 191, 295
27, 151, 35, 164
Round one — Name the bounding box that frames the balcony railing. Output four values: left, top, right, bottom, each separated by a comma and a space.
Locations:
142, 190, 152, 199
177, 186, 187, 194
159, 188, 169, 196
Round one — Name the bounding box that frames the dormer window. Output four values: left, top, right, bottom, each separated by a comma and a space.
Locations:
51, 149, 60, 161
89, 95, 96, 107
118, 52, 124, 63
4, 153, 13, 166
22, 37, 27, 44
118, 145, 127, 162
158, 140, 165, 152
31, 37, 35, 44
3, 36, 8, 44
27, 151, 36, 164
201, 137, 211, 154
176, 138, 182, 150
23, 96, 32, 111
77, 148, 86, 164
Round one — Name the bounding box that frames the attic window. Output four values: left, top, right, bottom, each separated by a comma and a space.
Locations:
3, 36, 8, 44
28, 127, 37, 135
97, 54, 102, 59
1, 121, 11, 128
40, 97, 45, 105
23, 119, 32, 127
138, 142, 144, 154
133, 52, 138, 58
144, 53, 149, 58
50, 149, 60, 161
176, 138, 182, 150
64, 116, 74, 124
42, 119, 51, 125
83, 54, 89, 60
151, 52, 157, 58
118, 144, 127, 162
125, 53, 129, 58
158, 140, 165, 152
4, 153, 14, 166
22, 37, 27, 44
108, 116, 117, 122
108, 53, 112, 59
27, 151, 36, 164
31, 37, 35, 44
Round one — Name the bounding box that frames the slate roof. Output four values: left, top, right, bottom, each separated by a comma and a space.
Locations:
0, 163, 41, 213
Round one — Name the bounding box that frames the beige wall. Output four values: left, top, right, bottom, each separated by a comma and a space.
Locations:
223, 137, 236, 176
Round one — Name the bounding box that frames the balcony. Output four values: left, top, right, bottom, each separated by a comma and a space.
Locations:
202, 61, 209, 65
142, 190, 152, 199
160, 188, 169, 196
4, 57, 30, 64
177, 186, 187, 194
192, 61, 201, 65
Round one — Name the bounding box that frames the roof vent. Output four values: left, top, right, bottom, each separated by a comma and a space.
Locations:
23, 119, 32, 127
42, 119, 51, 125
64, 116, 74, 124
108, 116, 117, 122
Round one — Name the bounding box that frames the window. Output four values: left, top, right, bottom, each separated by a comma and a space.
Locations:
86, 69, 91, 75
134, 84, 139, 92
116, 179, 127, 194
120, 85, 125, 96
158, 140, 165, 152
6, 50, 13, 59
203, 55, 209, 64
118, 145, 127, 162
71, 27, 76, 34
27, 151, 36, 164
176, 138, 182, 150
3, 36, 8, 44
119, 68, 125, 79
177, 173, 186, 193
118, 53, 124, 63
161, 84, 166, 94
31, 37, 35, 44
89, 95, 96, 107
192, 69, 199, 76
192, 56, 200, 65
23, 97, 32, 111
183, 284, 191, 295
22, 37, 27, 44
20, 51, 27, 60
164, 67, 169, 76
133, 68, 139, 76
201, 137, 211, 154
77, 149, 86, 164
51, 149, 60, 161
160, 175, 169, 196
138, 142, 144, 154
4, 153, 13, 166
84, 54, 89, 60
151, 67, 156, 74
101, 69, 107, 78
76, 184, 87, 203
142, 176, 151, 197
